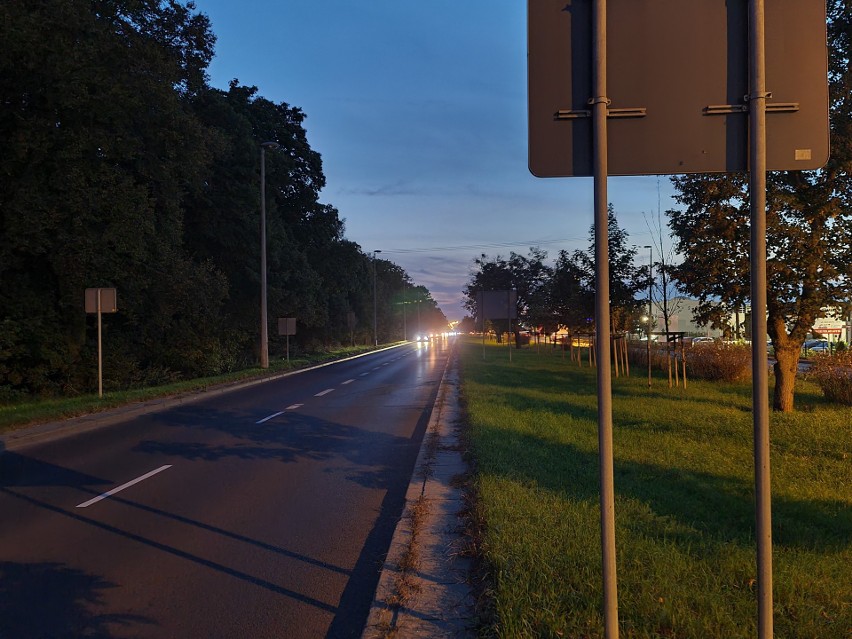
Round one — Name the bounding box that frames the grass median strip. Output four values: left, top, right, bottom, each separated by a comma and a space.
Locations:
461, 338, 850, 638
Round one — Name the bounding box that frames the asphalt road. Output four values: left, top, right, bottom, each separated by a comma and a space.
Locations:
0, 337, 454, 639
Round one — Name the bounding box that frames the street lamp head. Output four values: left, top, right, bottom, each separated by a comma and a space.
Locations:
643, 245, 651, 249
261, 141, 280, 150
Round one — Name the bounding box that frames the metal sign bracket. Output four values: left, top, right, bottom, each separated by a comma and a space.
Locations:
556, 106, 647, 120
703, 92, 800, 116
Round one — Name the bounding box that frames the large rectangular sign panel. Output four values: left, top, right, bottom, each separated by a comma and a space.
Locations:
278, 317, 297, 336
528, 0, 829, 176
84, 288, 117, 314
476, 290, 518, 320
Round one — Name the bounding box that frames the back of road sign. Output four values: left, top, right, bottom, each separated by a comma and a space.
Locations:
528, 0, 829, 177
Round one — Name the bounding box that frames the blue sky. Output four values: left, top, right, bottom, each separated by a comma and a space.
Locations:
193, 0, 677, 320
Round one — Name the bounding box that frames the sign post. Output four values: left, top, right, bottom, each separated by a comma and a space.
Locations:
747, 4, 773, 636
278, 318, 297, 365
529, 1, 827, 636
476, 290, 518, 361
85, 288, 117, 398
589, 2, 619, 634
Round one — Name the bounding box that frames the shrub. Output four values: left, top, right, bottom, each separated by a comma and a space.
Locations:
627, 343, 671, 370
806, 351, 852, 405
685, 342, 752, 382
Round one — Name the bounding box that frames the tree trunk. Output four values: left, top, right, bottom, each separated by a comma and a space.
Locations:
772, 346, 799, 412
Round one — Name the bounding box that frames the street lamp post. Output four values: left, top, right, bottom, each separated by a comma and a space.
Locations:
402, 281, 407, 341
480, 253, 486, 359
259, 141, 279, 369
372, 250, 382, 347
644, 245, 653, 387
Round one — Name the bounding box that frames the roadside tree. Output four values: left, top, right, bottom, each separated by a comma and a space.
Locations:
667, 0, 852, 412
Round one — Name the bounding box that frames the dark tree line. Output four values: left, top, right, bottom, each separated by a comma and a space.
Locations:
0, 0, 444, 396
463, 208, 646, 339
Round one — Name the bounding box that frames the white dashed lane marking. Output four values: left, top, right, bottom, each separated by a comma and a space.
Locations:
256, 411, 284, 424
77, 465, 172, 509
251, 353, 409, 423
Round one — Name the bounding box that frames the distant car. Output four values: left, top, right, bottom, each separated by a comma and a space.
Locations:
414, 334, 430, 343
808, 342, 832, 353
690, 337, 715, 347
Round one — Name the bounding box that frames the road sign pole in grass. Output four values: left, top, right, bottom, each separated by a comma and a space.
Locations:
590, 2, 619, 635
529, 1, 827, 635
748, 2, 773, 636
85, 288, 117, 399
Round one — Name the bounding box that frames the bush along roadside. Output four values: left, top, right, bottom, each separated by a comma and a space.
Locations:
806, 350, 852, 405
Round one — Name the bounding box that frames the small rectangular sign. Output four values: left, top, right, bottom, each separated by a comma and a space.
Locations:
278, 318, 297, 336
815, 327, 842, 335
85, 288, 117, 314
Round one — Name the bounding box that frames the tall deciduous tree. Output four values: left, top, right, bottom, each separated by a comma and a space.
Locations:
0, 1, 445, 393
668, 1, 852, 412
0, 0, 221, 391
550, 249, 593, 334
463, 248, 552, 340
576, 206, 646, 333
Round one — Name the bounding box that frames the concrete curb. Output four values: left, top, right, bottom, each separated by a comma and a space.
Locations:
361, 347, 475, 638
1, 343, 406, 452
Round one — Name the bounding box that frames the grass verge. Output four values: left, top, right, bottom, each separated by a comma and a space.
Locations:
0, 343, 399, 434
461, 338, 850, 638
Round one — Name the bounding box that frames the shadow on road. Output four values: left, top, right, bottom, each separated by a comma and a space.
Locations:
0, 450, 108, 489
1, 394, 439, 638
0, 560, 154, 639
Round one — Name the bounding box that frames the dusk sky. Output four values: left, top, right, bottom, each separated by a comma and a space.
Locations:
194, 0, 677, 321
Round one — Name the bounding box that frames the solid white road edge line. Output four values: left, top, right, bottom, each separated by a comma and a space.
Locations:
76, 465, 172, 508
315, 388, 335, 397
256, 411, 285, 424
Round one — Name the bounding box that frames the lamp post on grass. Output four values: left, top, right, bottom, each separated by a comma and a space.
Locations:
372, 250, 382, 347
259, 140, 280, 369
644, 245, 653, 387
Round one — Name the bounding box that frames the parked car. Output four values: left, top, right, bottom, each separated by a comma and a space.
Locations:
690, 337, 715, 347
808, 342, 832, 353
801, 339, 829, 354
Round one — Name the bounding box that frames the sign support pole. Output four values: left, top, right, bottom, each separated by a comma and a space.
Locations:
592, 0, 618, 636
748, 1, 773, 637
97, 288, 103, 398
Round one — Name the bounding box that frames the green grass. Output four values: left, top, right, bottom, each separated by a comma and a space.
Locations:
461, 338, 851, 638
0, 343, 398, 434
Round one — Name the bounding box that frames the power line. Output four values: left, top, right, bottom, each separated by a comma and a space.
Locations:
380, 237, 586, 255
